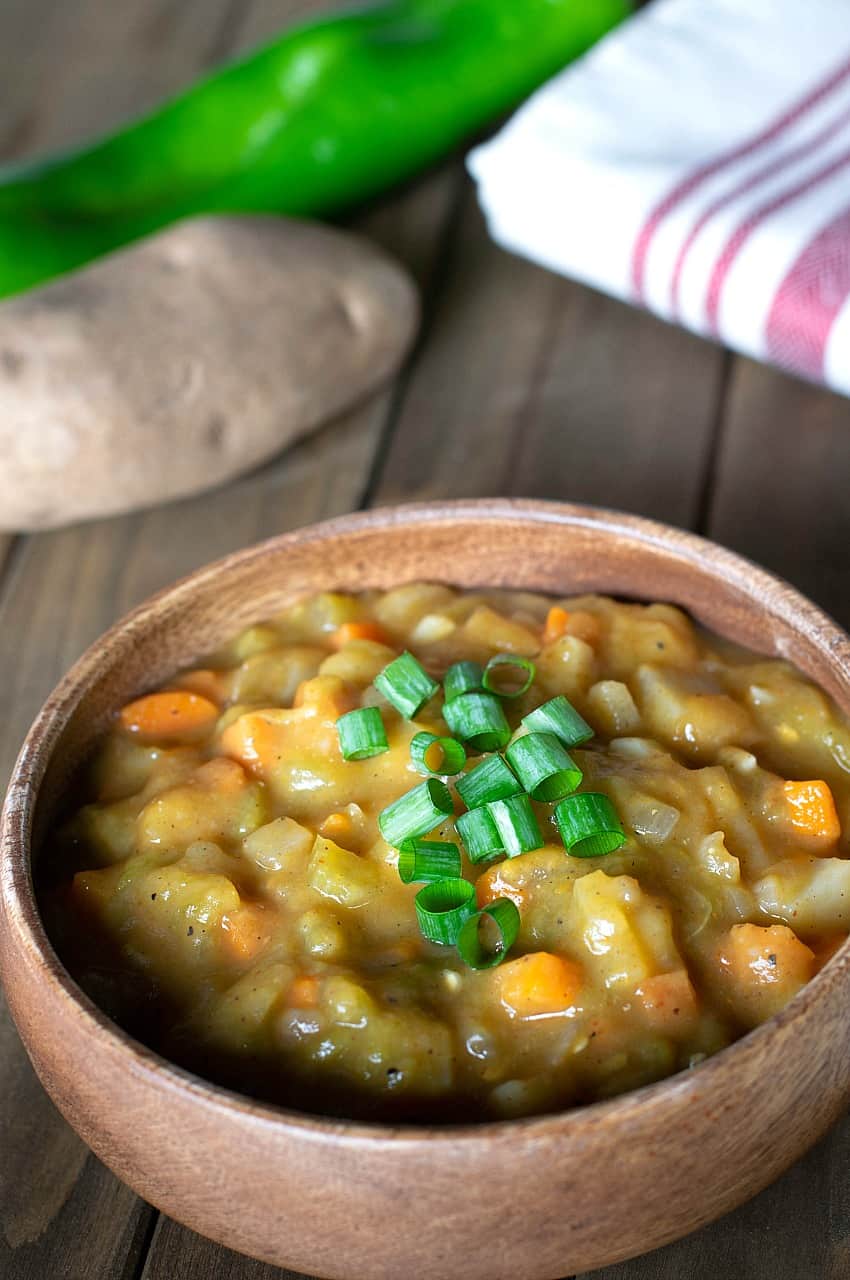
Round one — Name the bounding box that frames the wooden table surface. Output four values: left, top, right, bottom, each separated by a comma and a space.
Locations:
2, 3, 849, 1278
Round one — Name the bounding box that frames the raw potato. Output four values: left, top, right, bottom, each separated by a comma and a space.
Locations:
0, 215, 419, 530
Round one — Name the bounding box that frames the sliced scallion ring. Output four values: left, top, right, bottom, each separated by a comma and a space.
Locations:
415, 878, 477, 945
487, 794, 544, 858
505, 731, 582, 802
397, 839, 462, 884
442, 691, 510, 753
457, 898, 521, 969
523, 694, 593, 748
379, 778, 454, 847
555, 792, 625, 858
374, 651, 439, 719
456, 754, 522, 808
482, 653, 536, 699
335, 706, 388, 760
410, 731, 466, 777
457, 806, 504, 864
443, 660, 484, 703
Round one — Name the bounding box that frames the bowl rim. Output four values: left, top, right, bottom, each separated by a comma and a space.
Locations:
3, 496, 850, 1146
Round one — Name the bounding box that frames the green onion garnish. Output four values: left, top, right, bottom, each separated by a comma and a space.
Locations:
410, 731, 466, 777
415, 878, 477, 945
379, 778, 454, 847
523, 694, 593, 748
374, 651, 439, 719
443, 691, 510, 753
505, 731, 582, 803
443, 660, 484, 703
482, 654, 536, 699
457, 898, 521, 969
397, 839, 462, 884
487, 794, 544, 857
555, 792, 626, 857
456, 754, 522, 808
335, 706, 388, 760
456, 806, 504, 864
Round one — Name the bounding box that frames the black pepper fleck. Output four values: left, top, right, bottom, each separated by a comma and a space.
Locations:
187, 926, 194, 936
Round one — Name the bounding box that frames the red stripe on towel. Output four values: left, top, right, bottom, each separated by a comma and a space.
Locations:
764, 206, 850, 381
630, 52, 850, 303
704, 146, 850, 336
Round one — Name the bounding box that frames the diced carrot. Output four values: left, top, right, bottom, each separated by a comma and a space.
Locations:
717, 923, 814, 988
332, 621, 390, 649
636, 970, 699, 1031
171, 668, 228, 703
220, 712, 281, 773
566, 610, 602, 647
783, 779, 841, 842
320, 811, 354, 845
476, 865, 527, 912
543, 606, 570, 646
119, 690, 219, 739
220, 905, 271, 962
288, 975, 320, 1008
497, 952, 583, 1018
293, 675, 357, 718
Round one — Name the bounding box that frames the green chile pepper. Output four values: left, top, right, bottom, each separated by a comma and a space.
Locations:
0, 0, 631, 298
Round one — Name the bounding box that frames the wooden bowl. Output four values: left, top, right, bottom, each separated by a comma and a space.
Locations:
2, 499, 850, 1279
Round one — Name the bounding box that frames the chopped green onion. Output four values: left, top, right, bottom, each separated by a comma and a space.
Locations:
505, 731, 582, 802
415, 878, 477, 945
456, 754, 522, 808
410, 731, 466, 777
374, 651, 439, 719
523, 694, 593, 748
457, 806, 504, 864
443, 660, 484, 703
457, 898, 521, 969
443, 691, 510, 753
379, 778, 454, 847
482, 654, 536, 699
487, 795, 544, 857
335, 706, 388, 760
397, 839, 462, 884
555, 792, 626, 857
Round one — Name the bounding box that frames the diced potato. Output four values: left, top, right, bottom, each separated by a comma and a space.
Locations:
243, 817, 314, 872
319, 638, 397, 686
230, 645, 326, 706
597, 601, 699, 677
696, 831, 741, 883
715, 922, 814, 1026
754, 856, 850, 937
571, 870, 682, 989
636, 664, 757, 760
308, 836, 384, 908
137, 759, 268, 851
587, 680, 641, 736
461, 605, 539, 656
535, 635, 597, 701
613, 789, 679, 845
298, 908, 347, 959
197, 961, 294, 1051
372, 583, 457, 632
410, 613, 456, 644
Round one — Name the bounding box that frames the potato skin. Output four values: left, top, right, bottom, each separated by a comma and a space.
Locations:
0, 215, 419, 530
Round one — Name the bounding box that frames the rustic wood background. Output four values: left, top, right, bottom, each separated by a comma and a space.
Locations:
1, 3, 849, 1278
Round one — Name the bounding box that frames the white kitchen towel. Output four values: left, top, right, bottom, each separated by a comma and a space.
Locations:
469, 0, 850, 395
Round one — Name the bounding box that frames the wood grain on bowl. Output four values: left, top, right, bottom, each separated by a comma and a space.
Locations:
2, 500, 850, 1280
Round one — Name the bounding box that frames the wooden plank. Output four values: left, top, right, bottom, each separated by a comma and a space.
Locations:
142, 1216, 299, 1280
706, 358, 850, 630
371, 182, 727, 526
